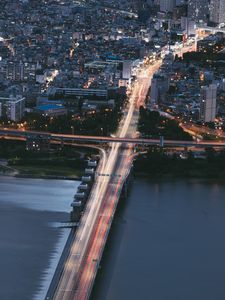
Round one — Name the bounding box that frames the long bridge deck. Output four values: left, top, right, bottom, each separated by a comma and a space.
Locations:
1, 128, 225, 148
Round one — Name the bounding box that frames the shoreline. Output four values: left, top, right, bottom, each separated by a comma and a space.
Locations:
134, 170, 225, 184
15, 173, 81, 181
0, 171, 81, 181
0, 158, 83, 181
134, 154, 225, 183
2, 167, 225, 183
0, 139, 96, 181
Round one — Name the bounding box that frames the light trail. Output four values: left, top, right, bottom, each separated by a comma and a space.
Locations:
67, 41, 205, 300
43, 40, 201, 300
69, 61, 163, 300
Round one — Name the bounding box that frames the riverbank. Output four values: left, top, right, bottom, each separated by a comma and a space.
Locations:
0, 139, 97, 180
0, 159, 84, 180
134, 149, 225, 181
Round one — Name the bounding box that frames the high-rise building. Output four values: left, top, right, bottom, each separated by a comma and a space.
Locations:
181, 17, 196, 35
200, 84, 217, 123
122, 61, 132, 80
0, 95, 25, 121
160, 0, 176, 12
150, 77, 159, 105
150, 73, 169, 105
6, 61, 24, 81
210, 0, 225, 24
188, 0, 209, 23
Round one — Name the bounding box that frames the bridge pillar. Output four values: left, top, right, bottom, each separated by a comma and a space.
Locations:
123, 180, 128, 198
70, 207, 82, 222
160, 136, 164, 148
121, 165, 133, 199
60, 139, 64, 150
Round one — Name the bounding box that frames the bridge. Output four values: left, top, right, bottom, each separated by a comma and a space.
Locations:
41, 60, 163, 300
1, 128, 225, 148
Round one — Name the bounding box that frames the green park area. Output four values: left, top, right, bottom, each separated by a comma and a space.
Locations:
0, 139, 97, 179
134, 147, 225, 180
135, 107, 225, 180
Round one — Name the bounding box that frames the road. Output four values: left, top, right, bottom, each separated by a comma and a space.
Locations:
48, 59, 161, 300
51, 42, 222, 300
197, 25, 225, 34
3, 128, 225, 148
180, 122, 225, 140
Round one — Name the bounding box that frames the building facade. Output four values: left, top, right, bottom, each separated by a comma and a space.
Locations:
188, 0, 210, 23
150, 73, 170, 106
160, 0, 176, 12
0, 95, 25, 121
210, 0, 225, 24
200, 84, 217, 123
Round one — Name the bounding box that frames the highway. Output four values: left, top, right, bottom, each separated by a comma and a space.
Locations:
51, 43, 203, 300
71, 59, 161, 300
47, 58, 161, 300
2, 128, 225, 148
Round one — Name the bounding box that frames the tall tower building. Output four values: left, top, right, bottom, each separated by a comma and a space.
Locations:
150, 73, 170, 105
210, 0, 225, 24
160, 0, 176, 12
200, 84, 217, 123
188, 0, 209, 23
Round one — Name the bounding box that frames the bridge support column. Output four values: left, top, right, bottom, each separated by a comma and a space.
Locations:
160, 136, 164, 148
60, 139, 64, 150
121, 166, 133, 199
123, 180, 128, 199
70, 209, 78, 222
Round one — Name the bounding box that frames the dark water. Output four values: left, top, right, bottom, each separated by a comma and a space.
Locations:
0, 176, 79, 300
92, 179, 225, 300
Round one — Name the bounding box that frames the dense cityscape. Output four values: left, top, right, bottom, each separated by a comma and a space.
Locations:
0, 0, 225, 300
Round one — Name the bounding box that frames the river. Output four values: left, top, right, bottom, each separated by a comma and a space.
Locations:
92, 179, 225, 300
0, 176, 79, 300
1, 177, 225, 300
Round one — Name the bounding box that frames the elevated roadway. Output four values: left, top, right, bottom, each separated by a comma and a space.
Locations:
197, 25, 225, 34
2, 128, 225, 148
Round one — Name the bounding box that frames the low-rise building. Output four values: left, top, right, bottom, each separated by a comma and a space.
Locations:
35, 104, 67, 117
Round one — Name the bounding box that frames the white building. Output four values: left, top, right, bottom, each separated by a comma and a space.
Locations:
122, 61, 132, 80
200, 84, 217, 123
160, 0, 176, 12
210, 0, 225, 24
36, 71, 47, 84
181, 17, 196, 36
0, 95, 25, 121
